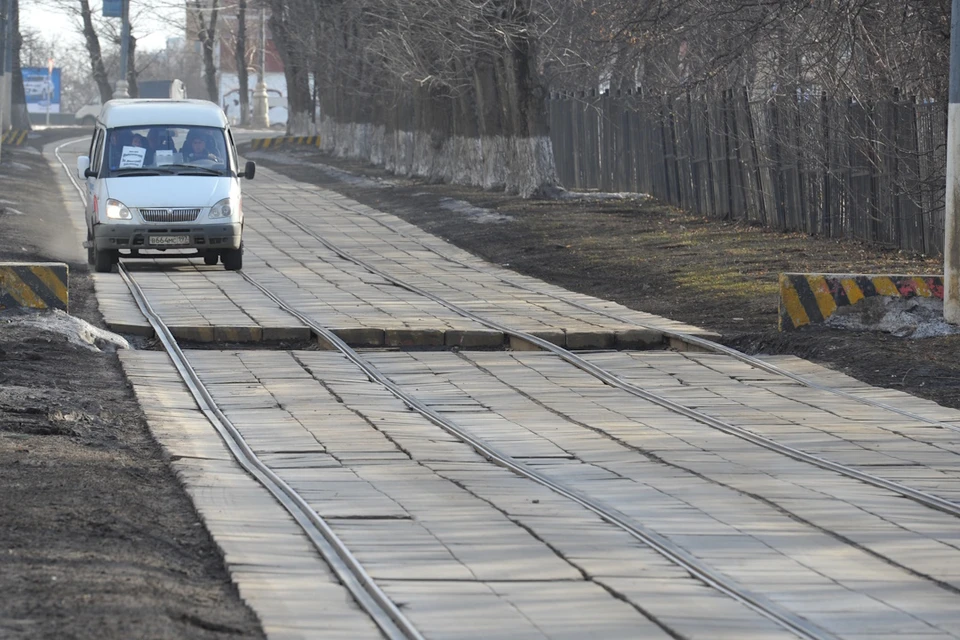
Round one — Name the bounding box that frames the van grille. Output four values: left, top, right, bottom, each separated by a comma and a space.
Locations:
139, 208, 201, 223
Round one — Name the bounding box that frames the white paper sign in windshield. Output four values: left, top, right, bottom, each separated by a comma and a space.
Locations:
154, 149, 175, 166
119, 145, 147, 169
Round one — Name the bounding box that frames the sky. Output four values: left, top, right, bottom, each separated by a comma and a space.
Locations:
21, 1, 181, 54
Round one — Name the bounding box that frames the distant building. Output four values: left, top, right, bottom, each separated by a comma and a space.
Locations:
184, 1, 287, 125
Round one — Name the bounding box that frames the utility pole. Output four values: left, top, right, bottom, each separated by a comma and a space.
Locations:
947, 0, 960, 323
0, 0, 7, 154
113, 0, 130, 98
251, 2, 269, 128
0, 0, 11, 132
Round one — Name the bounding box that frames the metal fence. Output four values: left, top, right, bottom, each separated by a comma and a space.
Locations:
549, 90, 947, 255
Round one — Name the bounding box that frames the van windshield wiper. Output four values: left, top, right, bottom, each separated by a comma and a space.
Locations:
111, 167, 175, 176
161, 164, 224, 176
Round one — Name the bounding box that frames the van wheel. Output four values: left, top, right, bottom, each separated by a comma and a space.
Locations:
94, 249, 116, 273
222, 248, 242, 271
203, 250, 219, 265
81, 116, 95, 127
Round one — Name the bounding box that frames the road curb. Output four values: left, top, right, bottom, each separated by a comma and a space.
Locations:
0, 262, 69, 312
778, 272, 944, 330
1, 129, 30, 146
249, 135, 321, 150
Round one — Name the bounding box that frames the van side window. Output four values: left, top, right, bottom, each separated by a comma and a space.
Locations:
87, 128, 98, 159
227, 129, 239, 172
91, 129, 105, 174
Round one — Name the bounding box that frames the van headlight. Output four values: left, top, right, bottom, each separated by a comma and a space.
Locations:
209, 197, 238, 219
105, 199, 132, 220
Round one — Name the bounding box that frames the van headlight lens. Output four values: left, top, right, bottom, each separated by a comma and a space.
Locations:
209, 197, 237, 219
105, 199, 132, 220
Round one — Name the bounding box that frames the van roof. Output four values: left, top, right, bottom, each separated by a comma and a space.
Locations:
99, 99, 228, 128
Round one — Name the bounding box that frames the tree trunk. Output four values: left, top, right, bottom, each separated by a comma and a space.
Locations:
500, 2, 559, 196
10, 0, 29, 129
235, 0, 248, 124
126, 32, 138, 98
79, 0, 112, 103
269, 5, 312, 134
193, 0, 220, 103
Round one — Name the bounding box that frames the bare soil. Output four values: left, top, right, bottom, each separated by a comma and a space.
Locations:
0, 129, 264, 639
2, 128, 958, 639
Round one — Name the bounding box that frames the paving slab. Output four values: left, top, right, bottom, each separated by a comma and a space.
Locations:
119, 348, 960, 638
55, 140, 715, 347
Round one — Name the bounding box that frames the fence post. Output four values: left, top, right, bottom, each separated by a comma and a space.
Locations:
743, 86, 767, 225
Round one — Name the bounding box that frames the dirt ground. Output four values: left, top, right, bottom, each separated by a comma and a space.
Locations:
1, 128, 958, 639
0, 129, 264, 639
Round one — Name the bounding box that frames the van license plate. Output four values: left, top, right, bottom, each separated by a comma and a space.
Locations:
149, 235, 190, 246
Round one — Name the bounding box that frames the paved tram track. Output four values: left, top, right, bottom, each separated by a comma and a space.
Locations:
242, 191, 960, 518
52, 137, 960, 639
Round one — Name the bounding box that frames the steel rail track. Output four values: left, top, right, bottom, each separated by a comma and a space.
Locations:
247, 186, 960, 436
245, 193, 960, 519
54, 139, 425, 640
237, 268, 836, 640
55, 137, 832, 639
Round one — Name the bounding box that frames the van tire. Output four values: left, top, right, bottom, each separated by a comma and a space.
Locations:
203, 250, 219, 265
94, 249, 115, 273
222, 248, 242, 271
81, 116, 95, 127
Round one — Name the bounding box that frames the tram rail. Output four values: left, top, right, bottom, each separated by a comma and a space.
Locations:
243, 191, 960, 519
53, 137, 960, 639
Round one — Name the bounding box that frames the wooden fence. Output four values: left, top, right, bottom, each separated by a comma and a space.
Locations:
549, 89, 947, 255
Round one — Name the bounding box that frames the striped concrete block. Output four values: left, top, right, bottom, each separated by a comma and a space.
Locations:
1, 129, 29, 146
249, 135, 321, 150
0, 262, 69, 312
778, 273, 944, 330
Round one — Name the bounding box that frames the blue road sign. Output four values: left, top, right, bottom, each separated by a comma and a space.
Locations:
103, 0, 122, 18
22, 67, 61, 114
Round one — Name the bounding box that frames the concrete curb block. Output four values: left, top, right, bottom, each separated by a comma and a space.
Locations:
0, 262, 69, 312
778, 272, 944, 330
1, 129, 30, 146
249, 136, 321, 150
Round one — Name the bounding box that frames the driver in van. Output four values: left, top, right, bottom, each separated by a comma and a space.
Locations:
184, 135, 219, 162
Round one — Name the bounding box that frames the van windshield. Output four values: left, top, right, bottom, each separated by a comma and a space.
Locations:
104, 125, 231, 177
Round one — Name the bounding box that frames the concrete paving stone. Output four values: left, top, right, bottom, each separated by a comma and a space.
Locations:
564, 330, 616, 350
330, 326, 386, 346
444, 328, 505, 348
169, 324, 216, 342
214, 325, 265, 342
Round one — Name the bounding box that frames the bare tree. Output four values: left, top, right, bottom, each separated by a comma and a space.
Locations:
77, 0, 112, 102
234, 0, 248, 123
10, 0, 30, 128
189, 0, 220, 102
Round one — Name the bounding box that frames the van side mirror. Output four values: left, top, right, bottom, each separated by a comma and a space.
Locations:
243, 161, 256, 180
77, 156, 91, 179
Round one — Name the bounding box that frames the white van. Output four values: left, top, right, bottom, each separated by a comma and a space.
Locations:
77, 99, 255, 272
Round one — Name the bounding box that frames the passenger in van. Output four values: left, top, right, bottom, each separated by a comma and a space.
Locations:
108, 130, 133, 169
146, 128, 176, 164
184, 135, 220, 162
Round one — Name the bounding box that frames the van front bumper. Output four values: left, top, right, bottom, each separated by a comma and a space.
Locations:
93, 222, 242, 252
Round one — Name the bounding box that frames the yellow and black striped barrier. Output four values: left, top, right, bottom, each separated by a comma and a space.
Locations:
779, 273, 943, 331
0, 263, 69, 313
249, 135, 321, 150
1, 129, 29, 146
